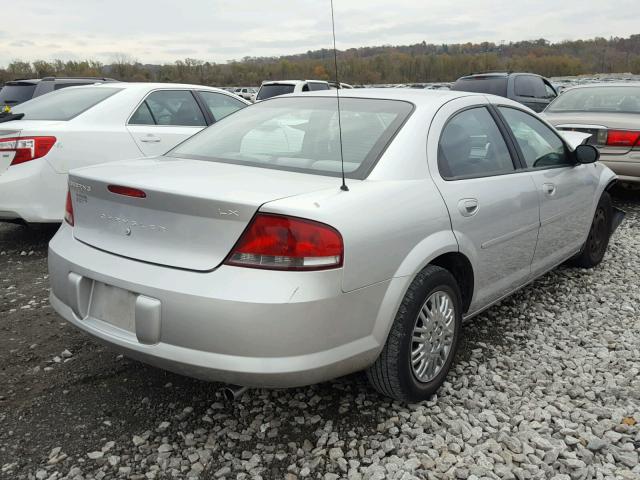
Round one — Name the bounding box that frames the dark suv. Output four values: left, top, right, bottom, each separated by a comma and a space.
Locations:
0, 77, 118, 107
451, 72, 557, 112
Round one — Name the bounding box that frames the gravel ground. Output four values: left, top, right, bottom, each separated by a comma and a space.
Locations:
1, 194, 639, 480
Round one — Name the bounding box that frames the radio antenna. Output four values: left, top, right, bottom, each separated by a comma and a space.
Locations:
330, 0, 348, 192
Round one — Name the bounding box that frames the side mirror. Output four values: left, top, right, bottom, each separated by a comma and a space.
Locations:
575, 144, 599, 164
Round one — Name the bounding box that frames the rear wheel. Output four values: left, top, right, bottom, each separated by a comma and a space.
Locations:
569, 192, 612, 268
367, 265, 462, 402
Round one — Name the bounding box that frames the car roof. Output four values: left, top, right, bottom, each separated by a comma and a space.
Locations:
274, 87, 483, 106
459, 72, 509, 78
457, 72, 543, 80
65, 82, 240, 94
5, 79, 41, 85
261, 80, 328, 86
562, 82, 640, 91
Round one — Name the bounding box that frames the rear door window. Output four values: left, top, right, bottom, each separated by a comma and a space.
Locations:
197, 91, 247, 121
129, 90, 206, 126
11, 87, 121, 120
514, 76, 547, 98
438, 107, 516, 179
129, 101, 155, 125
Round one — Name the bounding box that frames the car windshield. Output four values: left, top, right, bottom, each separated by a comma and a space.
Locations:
168, 96, 413, 179
11, 87, 122, 120
546, 86, 640, 114
0, 84, 37, 106
452, 77, 508, 96
256, 84, 296, 100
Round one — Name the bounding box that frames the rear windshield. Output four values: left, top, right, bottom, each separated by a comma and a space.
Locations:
452, 77, 508, 97
0, 84, 37, 106
546, 86, 640, 114
11, 87, 122, 121
256, 84, 295, 100
168, 96, 414, 179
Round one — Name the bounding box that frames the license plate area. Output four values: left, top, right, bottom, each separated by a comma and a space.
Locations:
89, 281, 136, 332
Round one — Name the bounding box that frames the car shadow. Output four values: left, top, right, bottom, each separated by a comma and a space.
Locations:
0, 222, 60, 251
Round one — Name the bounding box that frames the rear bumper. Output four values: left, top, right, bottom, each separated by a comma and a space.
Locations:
48, 224, 391, 387
600, 152, 640, 184
0, 159, 66, 222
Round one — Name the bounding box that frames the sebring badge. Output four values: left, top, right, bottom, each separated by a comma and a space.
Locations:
69, 181, 92, 192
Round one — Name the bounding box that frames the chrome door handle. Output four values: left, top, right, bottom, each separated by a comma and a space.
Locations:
140, 136, 161, 143
458, 198, 479, 217
543, 183, 556, 196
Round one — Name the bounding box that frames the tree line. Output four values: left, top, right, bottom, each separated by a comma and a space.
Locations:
2, 35, 639, 87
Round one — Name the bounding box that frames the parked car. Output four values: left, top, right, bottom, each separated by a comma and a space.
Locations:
451, 72, 557, 112
49, 89, 621, 402
542, 83, 640, 189
0, 83, 249, 223
255, 80, 330, 101
0, 77, 118, 108
232, 87, 257, 101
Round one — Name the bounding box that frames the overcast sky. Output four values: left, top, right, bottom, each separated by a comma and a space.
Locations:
0, 0, 637, 67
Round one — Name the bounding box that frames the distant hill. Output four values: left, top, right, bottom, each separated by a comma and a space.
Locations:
2, 35, 639, 86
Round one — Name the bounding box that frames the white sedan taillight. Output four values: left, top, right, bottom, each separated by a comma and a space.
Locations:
225, 213, 343, 271
0, 136, 57, 166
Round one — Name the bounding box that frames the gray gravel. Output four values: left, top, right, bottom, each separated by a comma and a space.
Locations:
1, 195, 639, 480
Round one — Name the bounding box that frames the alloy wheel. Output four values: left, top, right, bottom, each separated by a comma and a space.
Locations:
410, 290, 455, 383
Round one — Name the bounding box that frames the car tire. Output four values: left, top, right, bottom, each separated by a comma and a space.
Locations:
569, 191, 613, 269
367, 265, 462, 402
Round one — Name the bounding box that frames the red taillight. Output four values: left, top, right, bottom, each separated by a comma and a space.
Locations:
0, 136, 57, 166
64, 190, 74, 226
107, 185, 147, 198
606, 130, 640, 147
225, 213, 343, 271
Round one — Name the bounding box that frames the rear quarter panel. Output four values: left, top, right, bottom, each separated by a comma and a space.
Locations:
262, 178, 456, 293
46, 128, 142, 173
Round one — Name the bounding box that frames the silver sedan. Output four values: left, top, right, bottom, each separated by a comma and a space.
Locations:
48, 89, 622, 401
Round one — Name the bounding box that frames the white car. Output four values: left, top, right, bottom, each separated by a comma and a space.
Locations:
255, 80, 330, 101
0, 83, 249, 223
232, 87, 257, 101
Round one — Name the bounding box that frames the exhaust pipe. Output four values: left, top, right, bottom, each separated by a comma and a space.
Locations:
221, 385, 249, 402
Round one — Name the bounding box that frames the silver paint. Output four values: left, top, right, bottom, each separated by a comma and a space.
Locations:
48, 89, 617, 388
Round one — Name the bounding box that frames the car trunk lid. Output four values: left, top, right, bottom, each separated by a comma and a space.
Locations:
544, 112, 640, 155
70, 157, 339, 271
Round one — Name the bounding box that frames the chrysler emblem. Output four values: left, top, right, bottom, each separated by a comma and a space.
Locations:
125, 227, 132, 236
